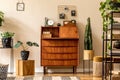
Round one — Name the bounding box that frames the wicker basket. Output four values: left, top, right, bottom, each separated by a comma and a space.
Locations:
0, 64, 8, 79
113, 34, 120, 39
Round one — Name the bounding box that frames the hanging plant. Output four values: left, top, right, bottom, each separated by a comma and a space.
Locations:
99, 0, 120, 32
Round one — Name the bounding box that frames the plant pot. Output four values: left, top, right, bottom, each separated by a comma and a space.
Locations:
84, 50, 94, 60
2, 37, 12, 48
21, 51, 29, 60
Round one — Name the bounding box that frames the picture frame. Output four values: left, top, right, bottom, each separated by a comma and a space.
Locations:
16, 2, 25, 11
59, 13, 65, 19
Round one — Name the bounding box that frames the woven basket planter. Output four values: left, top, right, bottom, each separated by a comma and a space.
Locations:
0, 64, 8, 79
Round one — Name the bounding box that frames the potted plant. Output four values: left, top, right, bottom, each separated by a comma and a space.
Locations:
0, 11, 4, 26
14, 41, 39, 60
84, 17, 94, 60
1, 32, 14, 48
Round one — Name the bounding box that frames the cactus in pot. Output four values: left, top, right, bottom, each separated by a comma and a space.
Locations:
84, 17, 94, 60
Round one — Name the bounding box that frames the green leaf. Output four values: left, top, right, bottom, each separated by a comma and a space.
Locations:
14, 41, 23, 48
33, 42, 39, 47
107, 42, 112, 50
26, 41, 33, 46
117, 0, 120, 3
1, 32, 15, 38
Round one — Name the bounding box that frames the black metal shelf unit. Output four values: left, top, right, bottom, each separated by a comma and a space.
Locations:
102, 11, 120, 80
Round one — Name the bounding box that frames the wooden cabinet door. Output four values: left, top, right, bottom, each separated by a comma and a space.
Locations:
59, 26, 79, 38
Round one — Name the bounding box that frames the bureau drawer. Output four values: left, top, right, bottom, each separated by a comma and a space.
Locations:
42, 53, 77, 59
42, 40, 78, 47
42, 47, 77, 53
41, 60, 77, 66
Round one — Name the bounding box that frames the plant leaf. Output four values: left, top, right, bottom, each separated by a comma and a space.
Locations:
33, 42, 39, 47
26, 41, 33, 46
14, 41, 23, 48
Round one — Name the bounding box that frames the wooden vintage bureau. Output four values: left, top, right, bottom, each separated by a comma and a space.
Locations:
41, 24, 79, 74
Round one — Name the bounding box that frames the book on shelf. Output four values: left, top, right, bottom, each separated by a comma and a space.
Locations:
108, 23, 120, 29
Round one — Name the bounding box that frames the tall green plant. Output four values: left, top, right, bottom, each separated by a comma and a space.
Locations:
84, 17, 93, 50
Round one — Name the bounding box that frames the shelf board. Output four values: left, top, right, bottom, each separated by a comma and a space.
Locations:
104, 39, 120, 41
109, 53, 120, 56
111, 11, 120, 13
110, 11, 120, 17
104, 57, 120, 63
42, 37, 79, 40
42, 46, 78, 47
41, 26, 59, 28
112, 48, 120, 51
108, 23, 120, 30
0, 47, 13, 49
106, 61, 120, 63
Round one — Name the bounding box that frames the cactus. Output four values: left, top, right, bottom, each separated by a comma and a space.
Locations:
84, 17, 93, 50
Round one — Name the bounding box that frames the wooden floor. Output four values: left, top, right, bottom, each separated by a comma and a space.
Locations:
44, 73, 102, 80
9, 72, 102, 80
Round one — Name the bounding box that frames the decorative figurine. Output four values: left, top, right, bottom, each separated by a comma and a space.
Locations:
59, 13, 65, 19
71, 10, 76, 16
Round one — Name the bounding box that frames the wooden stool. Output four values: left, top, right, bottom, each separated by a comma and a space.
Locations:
16, 60, 35, 76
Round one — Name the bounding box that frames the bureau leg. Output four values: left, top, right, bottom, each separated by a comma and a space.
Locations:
73, 66, 76, 74
83, 60, 85, 74
89, 60, 90, 74
43, 66, 46, 74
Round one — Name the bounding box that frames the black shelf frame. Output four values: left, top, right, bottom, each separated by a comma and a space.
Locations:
102, 11, 120, 80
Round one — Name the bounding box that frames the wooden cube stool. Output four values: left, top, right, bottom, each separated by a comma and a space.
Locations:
16, 60, 35, 76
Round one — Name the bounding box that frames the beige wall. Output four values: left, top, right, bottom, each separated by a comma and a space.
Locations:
0, 0, 102, 72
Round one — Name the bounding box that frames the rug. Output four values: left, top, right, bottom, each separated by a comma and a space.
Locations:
6, 76, 80, 80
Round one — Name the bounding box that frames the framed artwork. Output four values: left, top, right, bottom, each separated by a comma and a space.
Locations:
59, 13, 65, 19
16, 2, 25, 11
71, 10, 76, 16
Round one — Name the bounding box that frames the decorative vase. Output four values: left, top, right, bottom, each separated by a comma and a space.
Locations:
113, 40, 120, 49
2, 37, 12, 48
21, 51, 29, 60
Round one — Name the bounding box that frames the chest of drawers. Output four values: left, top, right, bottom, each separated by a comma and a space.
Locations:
41, 25, 79, 74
